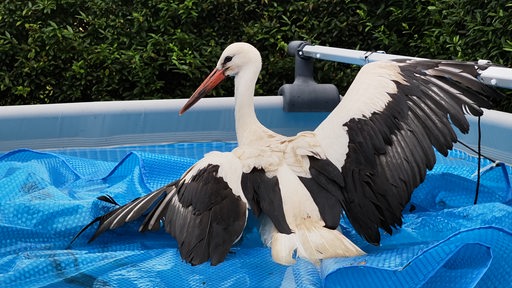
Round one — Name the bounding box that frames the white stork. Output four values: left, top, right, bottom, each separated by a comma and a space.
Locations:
74, 42, 502, 266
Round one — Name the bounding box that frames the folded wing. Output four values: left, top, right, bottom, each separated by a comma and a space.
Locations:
73, 151, 249, 266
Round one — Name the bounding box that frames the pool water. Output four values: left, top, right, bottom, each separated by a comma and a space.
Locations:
0, 142, 511, 287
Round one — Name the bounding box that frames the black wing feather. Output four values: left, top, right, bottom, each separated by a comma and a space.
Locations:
241, 167, 292, 234
71, 163, 248, 266
164, 164, 248, 266
299, 157, 345, 229
331, 60, 503, 244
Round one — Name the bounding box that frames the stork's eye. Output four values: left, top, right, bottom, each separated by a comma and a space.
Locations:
223, 56, 233, 64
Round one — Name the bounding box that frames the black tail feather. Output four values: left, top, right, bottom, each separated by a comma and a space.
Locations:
68, 181, 178, 248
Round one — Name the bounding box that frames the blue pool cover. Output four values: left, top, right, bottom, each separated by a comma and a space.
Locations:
0, 143, 511, 287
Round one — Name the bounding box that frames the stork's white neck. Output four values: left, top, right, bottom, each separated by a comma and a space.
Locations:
233, 67, 268, 146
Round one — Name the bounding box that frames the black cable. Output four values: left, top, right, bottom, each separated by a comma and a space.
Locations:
457, 141, 496, 163
473, 116, 482, 205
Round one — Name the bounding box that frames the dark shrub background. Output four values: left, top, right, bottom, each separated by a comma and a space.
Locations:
1, 0, 511, 111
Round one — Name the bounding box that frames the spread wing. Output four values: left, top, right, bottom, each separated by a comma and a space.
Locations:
311, 59, 504, 244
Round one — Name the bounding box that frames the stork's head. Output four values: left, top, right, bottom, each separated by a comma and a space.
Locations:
179, 42, 262, 115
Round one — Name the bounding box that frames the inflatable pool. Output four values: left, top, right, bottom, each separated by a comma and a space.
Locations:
0, 96, 511, 287
1, 43, 511, 287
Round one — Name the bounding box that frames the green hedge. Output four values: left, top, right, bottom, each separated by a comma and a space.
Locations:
1, 0, 511, 111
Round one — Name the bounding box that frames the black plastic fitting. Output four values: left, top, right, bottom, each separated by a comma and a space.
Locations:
278, 41, 340, 112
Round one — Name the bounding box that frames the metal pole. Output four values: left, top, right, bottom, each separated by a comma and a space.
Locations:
298, 44, 512, 90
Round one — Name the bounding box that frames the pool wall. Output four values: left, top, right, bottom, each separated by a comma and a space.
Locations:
1, 96, 511, 164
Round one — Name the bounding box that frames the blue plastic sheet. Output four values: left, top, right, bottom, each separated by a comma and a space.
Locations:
0, 144, 511, 287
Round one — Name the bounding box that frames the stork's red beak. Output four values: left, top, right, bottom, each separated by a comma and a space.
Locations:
179, 68, 227, 115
